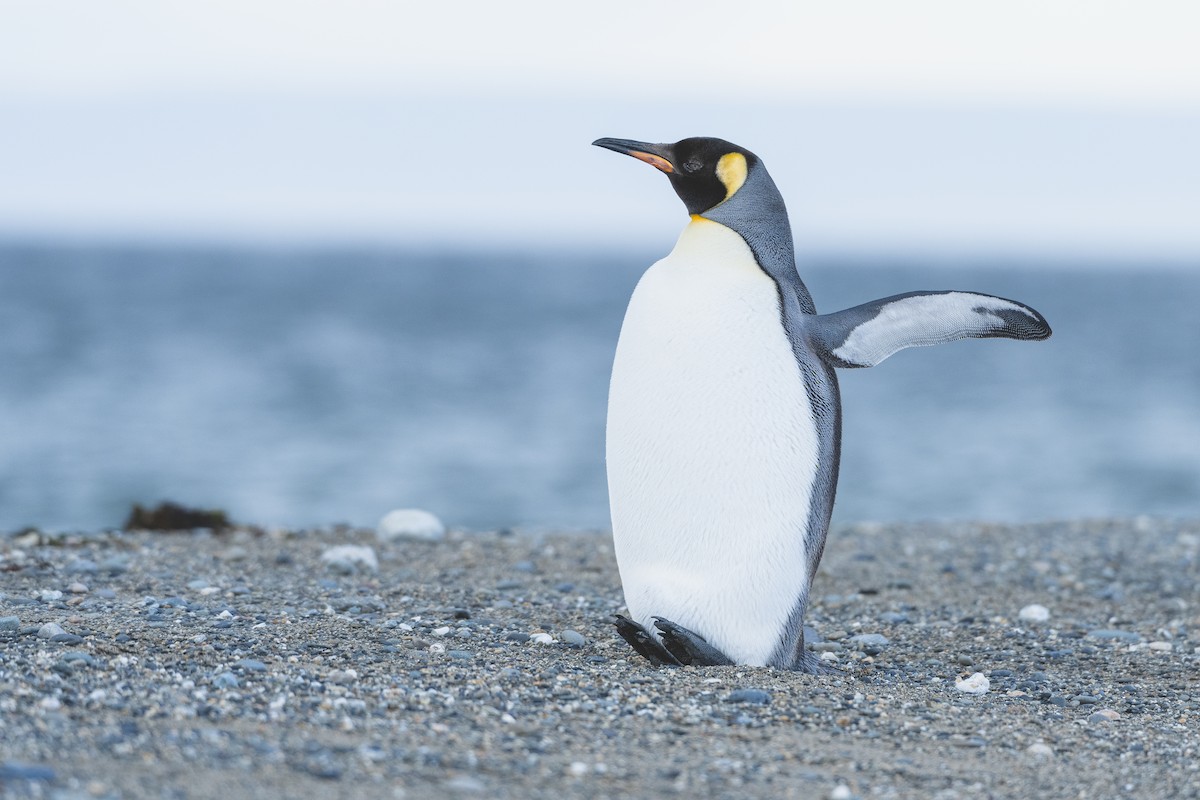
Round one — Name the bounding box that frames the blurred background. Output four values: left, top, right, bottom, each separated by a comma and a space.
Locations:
1, 1, 1197, 531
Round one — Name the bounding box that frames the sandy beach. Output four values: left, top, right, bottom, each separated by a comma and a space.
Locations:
2, 517, 1198, 799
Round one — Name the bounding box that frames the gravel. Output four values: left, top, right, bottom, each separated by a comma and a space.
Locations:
1, 518, 1198, 799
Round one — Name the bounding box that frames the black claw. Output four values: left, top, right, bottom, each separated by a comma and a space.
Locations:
613, 615, 680, 667
652, 617, 735, 667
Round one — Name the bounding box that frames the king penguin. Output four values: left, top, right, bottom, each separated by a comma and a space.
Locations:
594, 136, 1051, 672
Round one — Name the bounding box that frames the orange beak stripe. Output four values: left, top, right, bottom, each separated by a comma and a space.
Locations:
629, 151, 674, 174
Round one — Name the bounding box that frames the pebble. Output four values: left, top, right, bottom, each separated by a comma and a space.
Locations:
233, 658, 267, 672
561, 629, 586, 648
212, 672, 240, 689
39, 590, 63, 602
320, 545, 379, 574
0, 616, 19, 632
376, 508, 446, 542
1026, 742, 1054, 758
847, 633, 889, 655
1018, 604, 1050, 622
1089, 708, 1121, 723
0, 762, 57, 782
66, 582, 88, 594
530, 632, 555, 645
955, 672, 990, 694
1148, 641, 1172, 652
66, 558, 98, 575
726, 689, 771, 705
830, 785, 853, 800
328, 669, 358, 685
1087, 629, 1141, 643
36, 622, 66, 639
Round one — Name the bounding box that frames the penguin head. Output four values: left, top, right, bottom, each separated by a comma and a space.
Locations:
593, 137, 759, 216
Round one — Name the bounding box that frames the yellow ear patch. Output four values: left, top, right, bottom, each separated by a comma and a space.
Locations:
715, 152, 748, 199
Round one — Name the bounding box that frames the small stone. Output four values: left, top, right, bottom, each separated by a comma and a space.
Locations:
1086, 629, 1141, 644
1148, 641, 1172, 652
1019, 604, 1050, 622
66, 559, 98, 575
1026, 742, 1054, 758
726, 689, 771, 705
51, 633, 84, 644
221, 546, 249, 561
39, 590, 63, 602
432, 626, 451, 637
187, 579, 210, 591
561, 630, 586, 648
495, 579, 522, 591
233, 658, 267, 672
443, 776, 486, 794
213, 672, 239, 689
0, 616, 19, 632
830, 785, 852, 800
0, 762, 56, 782
568, 762, 589, 777
955, 654, 974, 666
955, 672, 990, 694
36, 622, 66, 639
1089, 708, 1121, 723
327, 669, 358, 685
376, 508, 445, 542
847, 633, 889, 655
320, 545, 379, 574
66, 582, 88, 594
448, 650, 474, 660
530, 632, 555, 645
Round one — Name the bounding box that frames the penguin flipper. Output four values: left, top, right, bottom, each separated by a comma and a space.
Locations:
652, 617, 735, 667
614, 615, 681, 667
812, 290, 1051, 368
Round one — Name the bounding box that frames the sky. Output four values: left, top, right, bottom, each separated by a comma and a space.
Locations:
2, 0, 1199, 257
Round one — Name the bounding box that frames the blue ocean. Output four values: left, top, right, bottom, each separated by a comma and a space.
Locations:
1, 244, 1197, 531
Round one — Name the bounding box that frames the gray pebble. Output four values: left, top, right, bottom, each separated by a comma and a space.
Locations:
36, 622, 66, 639
0, 762, 56, 782
847, 633, 890, 655
0, 616, 19, 632
233, 658, 267, 672
726, 689, 771, 705
51, 633, 84, 645
66, 559, 98, 575
561, 629, 586, 648
495, 579, 523, 590
212, 672, 240, 689
1086, 629, 1141, 643
448, 650, 474, 660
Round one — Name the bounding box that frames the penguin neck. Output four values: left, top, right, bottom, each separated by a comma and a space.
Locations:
699, 163, 816, 315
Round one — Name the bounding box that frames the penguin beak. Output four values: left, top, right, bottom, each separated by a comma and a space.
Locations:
592, 138, 675, 174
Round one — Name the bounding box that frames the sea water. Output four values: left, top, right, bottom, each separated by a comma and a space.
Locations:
1, 244, 1197, 531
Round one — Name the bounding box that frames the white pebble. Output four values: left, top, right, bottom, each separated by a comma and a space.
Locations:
428, 643, 446, 654
830, 785, 853, 800
40, 590, 63, 602
1148, 641, 1172, 652
955, 672, 990, 694
320, 545, 379, 574
1018, 604, 1050, 622
67, 582, 88, 594
568, 762, 589, 777
1026, 742, 1054, 758
376, 509, 445, 542
432, 626, 451, 637
530, 632, 555, 645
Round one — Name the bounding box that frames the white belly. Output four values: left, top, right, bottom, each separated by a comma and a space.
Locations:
606, 218, 820, 666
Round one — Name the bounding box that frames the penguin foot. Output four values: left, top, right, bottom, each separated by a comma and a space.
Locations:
613, 615, 680, 667
652, 617, 735, 667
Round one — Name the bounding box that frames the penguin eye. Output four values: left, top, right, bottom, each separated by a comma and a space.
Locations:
682, 158, 703, 174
